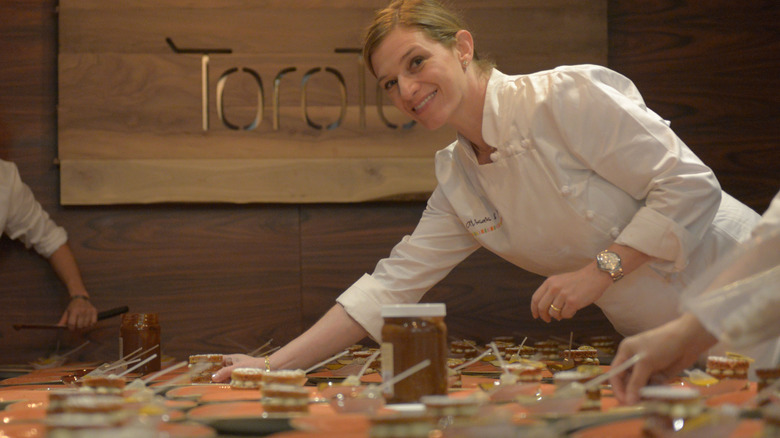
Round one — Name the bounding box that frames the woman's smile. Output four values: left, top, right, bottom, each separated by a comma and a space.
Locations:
412, 90, 437, 113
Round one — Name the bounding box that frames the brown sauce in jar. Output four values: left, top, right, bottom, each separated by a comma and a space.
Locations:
381, 304, 447, 404
119, 313, 161, 374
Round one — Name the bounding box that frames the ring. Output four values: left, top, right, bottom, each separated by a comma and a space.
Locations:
549, 303, 562, 312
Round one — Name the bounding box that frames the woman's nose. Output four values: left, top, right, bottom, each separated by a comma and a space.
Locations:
398, 76, 418, 99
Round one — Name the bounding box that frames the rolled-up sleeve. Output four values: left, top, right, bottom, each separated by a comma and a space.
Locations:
544, 66, 721, 270
336, 185, 479, 340
2, 162, 67, 258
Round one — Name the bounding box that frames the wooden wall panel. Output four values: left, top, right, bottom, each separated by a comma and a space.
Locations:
1, 0, 777, 366
57, 0, 606, 204
2, 205, 303, 362
607, 0, 780, 210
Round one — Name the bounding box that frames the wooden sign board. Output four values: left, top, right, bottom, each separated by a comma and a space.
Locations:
58, 0, 605, 204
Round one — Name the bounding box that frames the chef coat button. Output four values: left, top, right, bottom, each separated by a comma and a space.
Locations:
585, 210, 595, 220
560, 185, 571, 197
610, 227, 620, 239
490, 151, 500, 162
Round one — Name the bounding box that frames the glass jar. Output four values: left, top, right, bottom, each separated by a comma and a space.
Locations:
381, 303, 447, 404
119, 313, 161, 374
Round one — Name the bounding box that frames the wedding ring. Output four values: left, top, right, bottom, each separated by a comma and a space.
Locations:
549, 303, 562, 312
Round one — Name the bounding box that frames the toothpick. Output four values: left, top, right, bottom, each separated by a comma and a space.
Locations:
454, 348, 492, 371
117, 354, 157, 377
253, 346, 280, 358
355, 350, 381, 379
84, 357, 141, 378
489, 342, 508, 372
518, 336, 528, 349
305, 349, 349, 374
372, 359, 431, 395
126, 344, 159, 363
247, 339, 273, 357
142, 361, 188, 384
584, 353, 644, 390
152, 362, 211, 394
59, 340, 91, 359
87, 347, 143, 377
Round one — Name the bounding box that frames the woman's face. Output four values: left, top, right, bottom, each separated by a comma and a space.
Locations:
371, 27, 467, 130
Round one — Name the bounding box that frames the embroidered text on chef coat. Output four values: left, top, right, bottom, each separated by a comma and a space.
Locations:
465, 210, 503, 237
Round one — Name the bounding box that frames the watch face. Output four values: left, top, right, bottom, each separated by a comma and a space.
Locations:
597, 252, 620, 270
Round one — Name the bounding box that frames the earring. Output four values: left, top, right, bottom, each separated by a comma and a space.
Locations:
462, 60, 469, 68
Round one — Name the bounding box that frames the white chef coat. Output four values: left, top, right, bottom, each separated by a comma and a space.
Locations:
337, 66, 760, 341
0, 159, 67, 258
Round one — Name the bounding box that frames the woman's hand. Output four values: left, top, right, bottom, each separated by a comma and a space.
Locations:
531, 244, 651, 322
609, 313, 717, 404
530, 263, 612, 322
212, 354, 264, 382
57, 297, 98, 330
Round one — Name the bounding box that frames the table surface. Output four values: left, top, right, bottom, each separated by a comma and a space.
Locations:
0, 361, 773, 437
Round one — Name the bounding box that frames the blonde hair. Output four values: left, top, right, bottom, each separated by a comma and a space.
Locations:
363, 0, 493, 77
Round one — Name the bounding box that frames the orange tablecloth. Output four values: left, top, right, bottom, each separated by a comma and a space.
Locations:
0, 364, 772, 438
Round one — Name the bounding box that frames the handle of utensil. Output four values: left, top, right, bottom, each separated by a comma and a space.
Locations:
97, 306, 129, 320
13, 306, 130, 330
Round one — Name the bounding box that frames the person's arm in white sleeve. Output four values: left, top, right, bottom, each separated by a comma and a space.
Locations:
338, 184, 481, 339
4, 161, 97, 329
214, 186, 479, 380
213, 303, 368, 382
532, 66, 720, 320
554, 66, 721, 269
5, 163, 69, 257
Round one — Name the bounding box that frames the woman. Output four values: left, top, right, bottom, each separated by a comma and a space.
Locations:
1, 158, 97, 329
214, 0, 759, 380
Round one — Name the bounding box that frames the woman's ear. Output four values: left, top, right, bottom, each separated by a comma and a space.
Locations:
454, 30, 475, 65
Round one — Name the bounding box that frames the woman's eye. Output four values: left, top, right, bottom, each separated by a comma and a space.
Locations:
410, 56, 424, 68
384, 79, 397, 90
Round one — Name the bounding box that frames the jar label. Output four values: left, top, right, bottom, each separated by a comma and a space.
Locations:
380, 342, 394, 397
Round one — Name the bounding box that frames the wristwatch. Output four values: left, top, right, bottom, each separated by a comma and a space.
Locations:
596, 250, 623, 282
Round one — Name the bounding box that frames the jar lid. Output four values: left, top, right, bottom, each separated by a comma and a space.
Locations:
381, 303, 446, 318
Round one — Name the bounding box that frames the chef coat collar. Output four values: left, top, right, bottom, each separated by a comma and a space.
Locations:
454, 68, 516, 165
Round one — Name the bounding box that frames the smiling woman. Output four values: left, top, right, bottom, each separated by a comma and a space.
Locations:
365, 0, 493, 139
212, 0, 765, 384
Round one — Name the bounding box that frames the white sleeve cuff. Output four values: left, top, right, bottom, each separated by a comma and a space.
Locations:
616, 206, 697, 271
336, 274, 388, 342
336, 273, 428, 342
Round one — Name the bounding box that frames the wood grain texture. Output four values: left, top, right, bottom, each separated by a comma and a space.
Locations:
59, 158, 438, 204
607, 0, 780, 210
1, 0, 777, 365
57, 0, 606, 204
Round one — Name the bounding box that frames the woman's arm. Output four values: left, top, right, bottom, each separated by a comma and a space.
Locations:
213, 304, 367, 382
528, 66, 723, 321
531, 243, 650, 322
